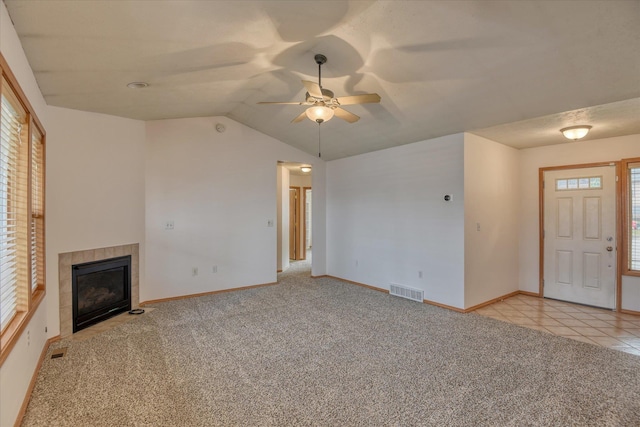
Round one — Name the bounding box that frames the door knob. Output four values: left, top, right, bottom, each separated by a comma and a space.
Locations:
606, 246, 613, 252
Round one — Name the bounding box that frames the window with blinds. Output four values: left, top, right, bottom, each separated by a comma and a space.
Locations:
31, 127, 44, 291
628, 161, 640, 272
0, 55, 46, 364
0, 79, 29, 333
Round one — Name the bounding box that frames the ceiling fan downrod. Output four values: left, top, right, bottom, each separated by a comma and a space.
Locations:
315, 54, 327, 89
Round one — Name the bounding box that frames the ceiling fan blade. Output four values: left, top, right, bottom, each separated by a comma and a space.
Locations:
257, 101, 306, 105
302, 80, 323, 99
335, 93, 381, 105
291, 111, 307, 123
333, 107, 360, 123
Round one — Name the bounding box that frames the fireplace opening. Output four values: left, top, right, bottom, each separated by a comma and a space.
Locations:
72, 256, 131, 333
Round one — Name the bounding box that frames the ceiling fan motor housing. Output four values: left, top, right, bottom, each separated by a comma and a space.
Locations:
306, 88, 335, 103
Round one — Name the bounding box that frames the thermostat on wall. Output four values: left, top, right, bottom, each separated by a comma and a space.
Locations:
216, 123, 226, 133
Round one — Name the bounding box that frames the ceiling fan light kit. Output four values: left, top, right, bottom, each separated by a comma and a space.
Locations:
258, 53, 381, 125
306, 105, 334, 123
560, 125, 592, 140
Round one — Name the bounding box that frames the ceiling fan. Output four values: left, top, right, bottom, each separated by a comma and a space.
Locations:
258, 54, 381, 124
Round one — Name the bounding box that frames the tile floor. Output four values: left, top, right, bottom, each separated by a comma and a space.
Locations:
476, 294, 640, 356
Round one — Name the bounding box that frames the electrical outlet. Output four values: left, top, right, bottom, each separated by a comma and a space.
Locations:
192, 267, 198, 276
165, 220, 175, 230
476, 222, 481, 231
212, 265, 217, 273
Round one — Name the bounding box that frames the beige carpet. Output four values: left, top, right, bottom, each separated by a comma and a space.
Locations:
22, 260, 640, 426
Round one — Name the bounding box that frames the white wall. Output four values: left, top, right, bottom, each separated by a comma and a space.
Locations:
464, 134, 520, 308
290, 174, 312, 188
622, 276, 640, 312
327, 134, 466, 309
45, 106, 146, 333
311, 164, 327, 277
145, 117, 323, 301
519, 134, 640, 309
1, 3, 50, 426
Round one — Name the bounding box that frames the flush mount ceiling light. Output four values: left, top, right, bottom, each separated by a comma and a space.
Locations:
300, 166, 312, 173
126, 81, 149, 89
560, 125, 592, 141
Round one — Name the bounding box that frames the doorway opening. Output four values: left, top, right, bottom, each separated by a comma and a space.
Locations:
289, 186, 301, 260
289, 186, 312, 261
277, 162, 312, 273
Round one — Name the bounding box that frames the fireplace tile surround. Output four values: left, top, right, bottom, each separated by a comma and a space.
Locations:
59, 244, 139, 338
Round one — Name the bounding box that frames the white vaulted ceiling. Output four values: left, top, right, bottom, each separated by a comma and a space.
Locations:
4, 0, 640, 160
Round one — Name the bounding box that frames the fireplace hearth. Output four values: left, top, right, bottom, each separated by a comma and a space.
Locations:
72, 256, 131, 332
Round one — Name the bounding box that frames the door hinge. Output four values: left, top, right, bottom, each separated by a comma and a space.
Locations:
542, 279, 545, 287
542, 180, 545, 189
616, 175, 619, 182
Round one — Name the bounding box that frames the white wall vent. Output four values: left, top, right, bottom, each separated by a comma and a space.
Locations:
389, 284, 424, 303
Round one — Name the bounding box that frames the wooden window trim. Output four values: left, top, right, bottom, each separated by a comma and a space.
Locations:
0, 52, 47, 367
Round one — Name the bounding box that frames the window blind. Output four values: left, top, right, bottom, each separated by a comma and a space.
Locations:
31, 127, 44, 291
0, 83, 28, 333
630, 162, 640, 271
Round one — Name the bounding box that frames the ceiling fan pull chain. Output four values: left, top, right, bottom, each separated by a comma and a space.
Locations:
318, 123, 322, 158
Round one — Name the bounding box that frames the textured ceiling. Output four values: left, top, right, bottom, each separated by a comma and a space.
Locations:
5, 0, 640, 160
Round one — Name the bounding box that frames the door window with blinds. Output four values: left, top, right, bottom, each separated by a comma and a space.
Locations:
0, 60, 46, 358
624, 159, 640, 274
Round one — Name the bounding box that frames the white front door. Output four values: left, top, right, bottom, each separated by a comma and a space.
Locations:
543, 166, 617, 309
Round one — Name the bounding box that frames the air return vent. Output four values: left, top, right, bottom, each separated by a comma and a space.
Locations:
51, 348, 67, 359
389, 284, 424, 302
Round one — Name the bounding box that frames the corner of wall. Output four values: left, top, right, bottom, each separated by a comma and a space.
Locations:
463, 133, 520, 309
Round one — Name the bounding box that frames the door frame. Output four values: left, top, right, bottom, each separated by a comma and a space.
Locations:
289, 186, 303, 261
539, 161, 623, 310
289, 186, 300, 261
303, 186, 311, 258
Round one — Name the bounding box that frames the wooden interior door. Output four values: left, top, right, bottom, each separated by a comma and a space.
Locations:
303, 187, 312, 259
543, 165, 617, 309
289, 187, 300, 260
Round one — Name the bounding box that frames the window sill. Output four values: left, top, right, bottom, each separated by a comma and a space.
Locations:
0, 289, 45, 367
623, 270, 640, 278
